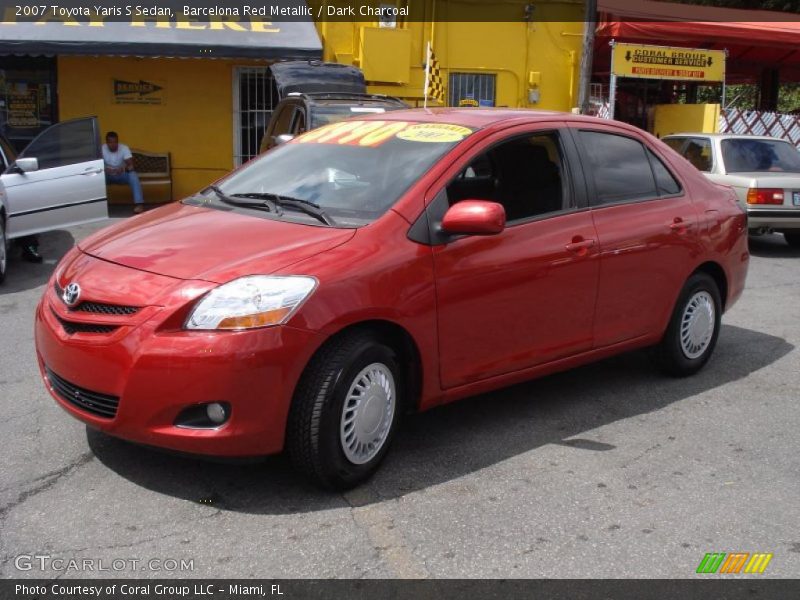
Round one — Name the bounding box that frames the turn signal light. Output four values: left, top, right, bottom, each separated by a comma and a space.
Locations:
216, 307, 292, 330
746, 188, 784, 205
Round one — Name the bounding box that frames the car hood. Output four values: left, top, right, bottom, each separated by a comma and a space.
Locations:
78, 202, 356, 283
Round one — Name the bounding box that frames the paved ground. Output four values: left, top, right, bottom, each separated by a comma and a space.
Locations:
1, 211, 798, 579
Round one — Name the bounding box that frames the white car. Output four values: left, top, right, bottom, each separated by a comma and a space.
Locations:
663, 133, 800, 247
0, 117, 109, 282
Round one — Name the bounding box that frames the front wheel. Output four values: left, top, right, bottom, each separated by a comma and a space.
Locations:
287, 331, 402, 490
784, 232, 800, 248
655, 272, 721, 377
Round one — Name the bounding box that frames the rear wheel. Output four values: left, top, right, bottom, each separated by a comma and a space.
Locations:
784, 232, 800, 248
287, 331, 402, 490
655, 272, 721, 377
0, 218, 8, 284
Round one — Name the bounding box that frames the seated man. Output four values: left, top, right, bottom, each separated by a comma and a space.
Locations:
102, 131, 144, 213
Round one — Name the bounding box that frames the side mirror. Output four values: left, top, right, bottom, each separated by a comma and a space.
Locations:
274, 134, 295, 146
441, 200, 506, 236
13, 157, 39, 173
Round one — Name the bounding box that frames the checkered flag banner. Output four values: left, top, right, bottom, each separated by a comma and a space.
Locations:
424, 42, 445, 106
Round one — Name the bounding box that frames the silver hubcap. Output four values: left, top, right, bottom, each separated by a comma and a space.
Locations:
680, 290, 715, 359
340, 362, 396, 465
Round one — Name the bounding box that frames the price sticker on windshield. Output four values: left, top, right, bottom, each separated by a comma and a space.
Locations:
296, 120, 473, 148
396, 123, 474, 143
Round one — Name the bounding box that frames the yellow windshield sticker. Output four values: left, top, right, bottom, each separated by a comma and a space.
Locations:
295, 120, 473, 147
396, 123, 473, 143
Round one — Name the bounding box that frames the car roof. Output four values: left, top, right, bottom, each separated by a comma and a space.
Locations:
287, 92, 405, 104
663, 132, 791, 142
306, 97, 407, 108
354, 107, 628, 130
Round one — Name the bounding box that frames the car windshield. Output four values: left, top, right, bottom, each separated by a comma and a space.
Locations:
721, 138, 800, 173
194, 120, 474, 227
310, 105, 392, 129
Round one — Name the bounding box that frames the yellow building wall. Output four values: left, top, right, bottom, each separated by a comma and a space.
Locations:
58, 56, 262, 201
58, 4, 586, 203
653, 103, 721, 139
311, 0, 585, 111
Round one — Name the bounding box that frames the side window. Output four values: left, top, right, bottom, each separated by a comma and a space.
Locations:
579, 131, 657, 205
18, 119, 98, 171
445, 132, 568, 223
270, 105, 295, 137
663, 138, 686, 153
647, 149, 682, 196
682, 138, 713, 172
290, 109, 306, 135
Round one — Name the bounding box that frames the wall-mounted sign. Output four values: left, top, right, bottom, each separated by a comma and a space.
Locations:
7, 89, 39, 127
112, 79, 165, 105
612, 43, 726, 83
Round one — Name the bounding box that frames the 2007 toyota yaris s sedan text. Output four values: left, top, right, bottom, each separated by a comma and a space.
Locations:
35, 109, 749, 489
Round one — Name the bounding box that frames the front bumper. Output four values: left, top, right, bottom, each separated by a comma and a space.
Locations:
35, 272, 324, 457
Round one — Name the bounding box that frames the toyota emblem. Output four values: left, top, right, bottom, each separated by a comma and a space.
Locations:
63, 283, 81, 307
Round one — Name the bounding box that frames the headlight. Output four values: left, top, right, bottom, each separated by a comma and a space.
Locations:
185, 275, 317, 330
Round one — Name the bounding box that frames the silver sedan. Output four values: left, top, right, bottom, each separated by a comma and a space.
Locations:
663, 133, 800, 247
0, 117, 108, 283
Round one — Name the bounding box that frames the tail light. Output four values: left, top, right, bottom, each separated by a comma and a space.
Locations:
747, 188, 784, 205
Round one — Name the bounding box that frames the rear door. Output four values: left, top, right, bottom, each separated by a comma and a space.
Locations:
2, 117, 107, 239
570, 125, 701, 347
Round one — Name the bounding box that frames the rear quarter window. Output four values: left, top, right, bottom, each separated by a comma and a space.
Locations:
647, 149, 682, 196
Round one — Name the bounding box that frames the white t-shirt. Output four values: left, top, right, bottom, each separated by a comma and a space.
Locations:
102, 143, 132, 169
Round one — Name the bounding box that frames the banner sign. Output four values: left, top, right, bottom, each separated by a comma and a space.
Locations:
113, 79, 165, 105
612, 43, 726, 82
6, 89, 39, 126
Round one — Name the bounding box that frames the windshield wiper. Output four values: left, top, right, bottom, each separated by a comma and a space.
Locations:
232, 192, 337, 226
206, 185, 282, 216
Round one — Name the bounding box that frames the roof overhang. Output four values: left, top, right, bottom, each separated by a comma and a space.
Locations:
596, 0, 800, 82
0, 18, 322, 60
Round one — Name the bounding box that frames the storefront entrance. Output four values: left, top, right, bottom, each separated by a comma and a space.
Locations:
0, 56, 58, 151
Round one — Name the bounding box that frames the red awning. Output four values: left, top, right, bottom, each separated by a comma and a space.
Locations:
596, 0, 800, 81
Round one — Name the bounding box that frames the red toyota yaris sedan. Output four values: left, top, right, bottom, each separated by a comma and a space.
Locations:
35, 110, 749, 489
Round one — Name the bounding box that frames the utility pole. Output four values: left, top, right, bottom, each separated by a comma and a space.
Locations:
577, 0, 598, 114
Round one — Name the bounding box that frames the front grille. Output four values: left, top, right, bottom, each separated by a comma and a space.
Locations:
75, 301, 139, 316
46, 368, 119, 419
54, 283, 140, 315
51, 309, 119, 335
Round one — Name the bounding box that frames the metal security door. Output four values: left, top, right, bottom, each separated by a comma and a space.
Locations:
448, 72, 497, 108
233, 67, 278, 166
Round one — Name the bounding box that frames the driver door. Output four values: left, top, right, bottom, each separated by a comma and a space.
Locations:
2, 117, 107, 239
431, 125, 600, 388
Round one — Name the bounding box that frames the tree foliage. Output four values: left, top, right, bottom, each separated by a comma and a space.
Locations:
671, 0, 800, 12
697, 83, 800, 112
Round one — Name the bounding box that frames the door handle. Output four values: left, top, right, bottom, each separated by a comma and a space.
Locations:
669, 218, 693, 232
565, 238, 596, 255
82, 168, 103, 175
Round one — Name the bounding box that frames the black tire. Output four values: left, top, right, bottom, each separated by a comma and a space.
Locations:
0, 218, 7, 284
655, 272, 721, 377
784, 232, 800, 248
286, 331, 403, 490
